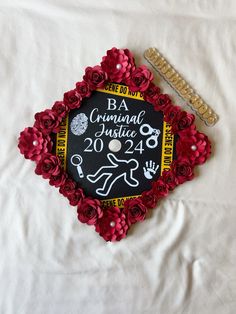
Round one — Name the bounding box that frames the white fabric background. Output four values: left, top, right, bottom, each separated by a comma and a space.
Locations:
0, 0, 236, 313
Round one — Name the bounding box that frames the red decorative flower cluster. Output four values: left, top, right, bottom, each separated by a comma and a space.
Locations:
18, 127, 53, 162
18, 47, 211, 242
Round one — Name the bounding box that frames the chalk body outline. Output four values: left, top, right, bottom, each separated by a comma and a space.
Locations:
87, 153, 139, 197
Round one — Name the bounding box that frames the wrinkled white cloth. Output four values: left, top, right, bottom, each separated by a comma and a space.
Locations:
0, 0, 236, 313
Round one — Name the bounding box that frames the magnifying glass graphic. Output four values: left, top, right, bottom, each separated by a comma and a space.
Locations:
70, 154, 84, 178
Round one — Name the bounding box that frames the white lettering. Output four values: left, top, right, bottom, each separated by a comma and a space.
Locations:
118, 99, 129, 111
107, 98, 117, 110
95, 124, 137, 138
90, 108, 145, 125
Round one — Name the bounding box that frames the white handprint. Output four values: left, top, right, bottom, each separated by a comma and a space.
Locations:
143, 160, 159, 179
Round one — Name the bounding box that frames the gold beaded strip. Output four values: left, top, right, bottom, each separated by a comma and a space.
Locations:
144, 47, 218, 126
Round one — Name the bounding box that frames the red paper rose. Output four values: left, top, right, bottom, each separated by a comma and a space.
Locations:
75, 81, 91, 98
68, 188, 85, 206
153, 94, 172, 112
152, 179, 169, 199
141, 189, 158, 209
171, 110, 195, 133
171, 158, 194, 184
124, 198, 148, 224
18, 127, 52, 162
35, 153, 61, 179
143, 82, 160, 103
95, 206, 129, 242
101, 47, 136, 83
161, 169, 178, 191
52, 101, 69, 118
176, 126, 211, 165
164, 104, 181, 124
128, 65, 153, 92
83, 65, 108, 90
59, 178, 77, 197
77, 197, 103, 225
49, 169, 67, 188
34, 109, 61, 135
124, 48, 136, 68
63, 89, 82, 110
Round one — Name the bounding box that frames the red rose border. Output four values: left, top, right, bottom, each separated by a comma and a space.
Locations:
18, 47, 211, 242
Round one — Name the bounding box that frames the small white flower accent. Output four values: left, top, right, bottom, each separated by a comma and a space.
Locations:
191, 145, 197, 151
110, 221, 116, 227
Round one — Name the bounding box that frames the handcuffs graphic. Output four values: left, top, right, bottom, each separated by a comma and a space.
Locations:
139, 124, 161, 149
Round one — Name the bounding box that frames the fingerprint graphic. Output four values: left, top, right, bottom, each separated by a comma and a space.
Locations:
70, 113, 88, 136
